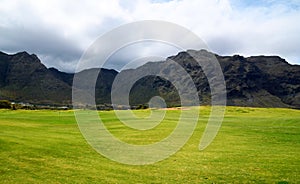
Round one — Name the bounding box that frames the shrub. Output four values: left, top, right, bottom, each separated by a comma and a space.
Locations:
0, 100, 11, 109
136, 104, 149, 110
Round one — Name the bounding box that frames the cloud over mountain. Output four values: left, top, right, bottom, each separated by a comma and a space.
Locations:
0, 0, 299, 72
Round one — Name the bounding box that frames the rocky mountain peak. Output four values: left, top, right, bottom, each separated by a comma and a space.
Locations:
0, 50, 299, 108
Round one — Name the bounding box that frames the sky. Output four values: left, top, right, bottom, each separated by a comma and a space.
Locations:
0, 0, 300, 72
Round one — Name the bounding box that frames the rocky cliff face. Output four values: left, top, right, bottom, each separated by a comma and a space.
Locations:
128, 50, 300, 108
0, 50, 299, 108
218, 53, 300, 107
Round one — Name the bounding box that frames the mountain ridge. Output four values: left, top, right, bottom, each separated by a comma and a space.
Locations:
0, 50, 299, 108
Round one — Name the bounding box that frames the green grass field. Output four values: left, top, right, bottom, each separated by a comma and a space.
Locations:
0, 106, 299, 183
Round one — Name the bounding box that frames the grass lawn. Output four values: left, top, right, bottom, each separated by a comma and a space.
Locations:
0, 106, 299, 183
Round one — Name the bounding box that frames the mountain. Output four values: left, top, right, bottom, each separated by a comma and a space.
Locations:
0, 50, 299, 108
0, 51, 72, 105
128, 50, 300, 108
0, 51, 117, 105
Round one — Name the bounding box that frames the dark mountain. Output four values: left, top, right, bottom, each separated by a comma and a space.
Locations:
73, 67, 118, 105
0, 51, 117, 105
0, 50, 299, 108
0, 51, 72, 105
124, 50, 300, 108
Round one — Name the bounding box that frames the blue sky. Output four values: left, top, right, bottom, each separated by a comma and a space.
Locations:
0, 0, 299, 72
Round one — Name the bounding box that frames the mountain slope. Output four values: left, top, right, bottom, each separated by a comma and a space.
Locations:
0, 52, 72, 104
0, 50, 299, 108
0, 51, 118, 105
126, 50, 300, 108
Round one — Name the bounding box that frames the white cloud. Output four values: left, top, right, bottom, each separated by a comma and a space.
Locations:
0, 0, 299, 72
